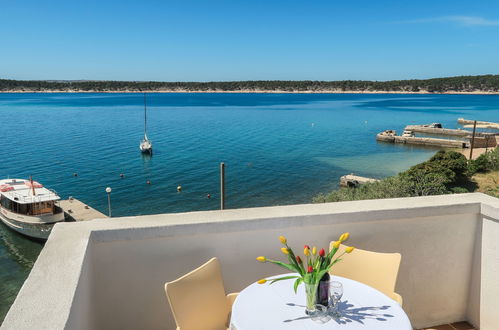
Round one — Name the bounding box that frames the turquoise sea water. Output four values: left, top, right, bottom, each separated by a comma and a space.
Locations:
1, 93, 499, 322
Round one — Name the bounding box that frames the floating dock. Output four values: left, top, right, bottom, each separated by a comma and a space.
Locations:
376, 130, 469, 148
340, 174, 379, 187
60, 198, 107, 222
404, 125, 471, 137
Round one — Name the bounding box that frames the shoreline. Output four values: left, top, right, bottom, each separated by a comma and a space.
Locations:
1, 89, 499, 94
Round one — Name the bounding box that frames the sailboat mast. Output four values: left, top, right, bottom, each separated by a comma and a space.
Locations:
144, 93, 147, 136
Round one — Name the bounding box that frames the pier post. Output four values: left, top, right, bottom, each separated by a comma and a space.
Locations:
469, 120, 477, 159
220, 162, 225, 210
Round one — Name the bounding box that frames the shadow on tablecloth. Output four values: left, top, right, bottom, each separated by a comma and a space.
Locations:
282, 300, 394, 325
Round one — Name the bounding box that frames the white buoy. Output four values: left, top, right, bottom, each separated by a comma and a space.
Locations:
177, 185, 182, 192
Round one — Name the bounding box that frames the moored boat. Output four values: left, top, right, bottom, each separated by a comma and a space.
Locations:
0, 178, 65, 240
140, 93, 153, 154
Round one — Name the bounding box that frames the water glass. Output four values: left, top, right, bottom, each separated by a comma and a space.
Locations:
309, 304, 329, 323
328, 281, 343, 318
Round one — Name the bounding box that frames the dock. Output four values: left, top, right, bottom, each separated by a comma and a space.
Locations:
340, 174, 379, 187
404, 125, 471, 137
376, 130, 469, 148
458, 118, 499, 126
60, 197, 108, 222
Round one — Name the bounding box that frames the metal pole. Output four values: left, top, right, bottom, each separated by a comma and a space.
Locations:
220, 162, 225, 210
469, 120, 477, 160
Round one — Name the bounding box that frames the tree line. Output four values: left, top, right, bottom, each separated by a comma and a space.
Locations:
1, 75, 499, 92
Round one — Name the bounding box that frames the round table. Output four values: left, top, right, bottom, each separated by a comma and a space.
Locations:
230, 274, 412, 330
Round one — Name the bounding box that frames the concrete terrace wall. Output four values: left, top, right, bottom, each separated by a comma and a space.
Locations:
2, 193, 499, 330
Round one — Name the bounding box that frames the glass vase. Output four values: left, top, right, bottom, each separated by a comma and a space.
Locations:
305, 282, 320, 315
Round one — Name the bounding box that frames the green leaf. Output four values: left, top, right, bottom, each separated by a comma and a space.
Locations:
269, 275, 299, 284
267, 259, 300, 273
293, 277, 303, 293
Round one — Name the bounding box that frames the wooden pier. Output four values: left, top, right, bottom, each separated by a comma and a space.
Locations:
60, 197, 107, 222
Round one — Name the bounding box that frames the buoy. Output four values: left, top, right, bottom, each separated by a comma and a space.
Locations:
177, 185, 182, 192
207, 194, 211, 199
73, 173, 78, 177
146, 180, 151, 185
120, 173, 124, 178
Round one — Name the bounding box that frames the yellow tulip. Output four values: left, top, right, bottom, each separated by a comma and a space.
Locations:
279, 236, 287, 244
339, 232, 350, 242
257, 279, 267, 284
256, 256, 267, 262
281, 247, 289, 255
345, 246, 355, 253
333, 241, 341, 249
304, 247, 310, 256
312, 247, 317, 255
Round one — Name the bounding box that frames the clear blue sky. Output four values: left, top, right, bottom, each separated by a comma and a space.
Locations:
1, 0, 498, 81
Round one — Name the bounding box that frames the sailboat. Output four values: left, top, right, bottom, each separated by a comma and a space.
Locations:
139, 93, 153, 154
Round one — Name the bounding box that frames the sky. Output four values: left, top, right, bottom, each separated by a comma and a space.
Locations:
1, 0, 498, 81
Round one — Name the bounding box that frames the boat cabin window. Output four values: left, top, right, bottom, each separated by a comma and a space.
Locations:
0, 196, 54, 215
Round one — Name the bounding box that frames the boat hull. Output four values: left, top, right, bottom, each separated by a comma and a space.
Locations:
0, 209, 63, 240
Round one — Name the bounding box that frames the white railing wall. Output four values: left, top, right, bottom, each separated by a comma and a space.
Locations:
2, 193, 499, 330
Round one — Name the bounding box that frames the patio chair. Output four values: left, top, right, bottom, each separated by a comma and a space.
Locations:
164, 257, 239, 330
329, 243, 403, 306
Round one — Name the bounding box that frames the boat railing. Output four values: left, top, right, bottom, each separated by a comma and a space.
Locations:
9, 190, 60, 204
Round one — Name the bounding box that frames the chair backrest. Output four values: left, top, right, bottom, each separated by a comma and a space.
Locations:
165, 257, 229, 330
329, 243, 401, 299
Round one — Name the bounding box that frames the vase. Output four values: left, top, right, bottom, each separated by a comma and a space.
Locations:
304, 282, 320, 315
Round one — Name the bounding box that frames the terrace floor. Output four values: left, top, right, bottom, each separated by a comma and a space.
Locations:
419, 321, 475, 329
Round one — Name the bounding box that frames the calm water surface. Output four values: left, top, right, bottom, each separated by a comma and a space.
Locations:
1, 93, 499, 322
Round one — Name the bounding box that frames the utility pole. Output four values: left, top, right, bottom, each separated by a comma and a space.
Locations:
220, 162, 225, 210
469, 120, 477, 160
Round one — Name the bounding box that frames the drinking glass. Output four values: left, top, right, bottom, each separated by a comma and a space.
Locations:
328, 281, 343, 318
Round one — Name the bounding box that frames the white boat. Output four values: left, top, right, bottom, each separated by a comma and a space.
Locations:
0, 178, 65, 240
140, 93, 153, 154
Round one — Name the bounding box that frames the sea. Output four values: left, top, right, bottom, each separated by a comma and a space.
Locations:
1, 92, 499, 322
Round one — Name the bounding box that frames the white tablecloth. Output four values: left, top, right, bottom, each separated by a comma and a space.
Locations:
230, 274, 412, 330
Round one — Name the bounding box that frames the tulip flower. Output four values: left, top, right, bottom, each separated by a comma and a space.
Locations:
339, 232, 350, 242
312, 247, 317, 255
256, 256, 267, 262
307, 266, 313, 273
257, 279, 267, 284
279, 236, 287, 244
304, 245, 310, 250
304, 247, 310, 256
333, 241, 341, 249
281, 247, 289, 255
345, 246, 355, 253
296, 255, 302, 264
319, 248, 325, 257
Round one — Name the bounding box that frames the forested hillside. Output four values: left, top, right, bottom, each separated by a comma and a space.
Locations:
1, 75, 499, 93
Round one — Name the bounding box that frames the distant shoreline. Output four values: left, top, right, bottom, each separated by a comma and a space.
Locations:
2, 89, 499, 95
